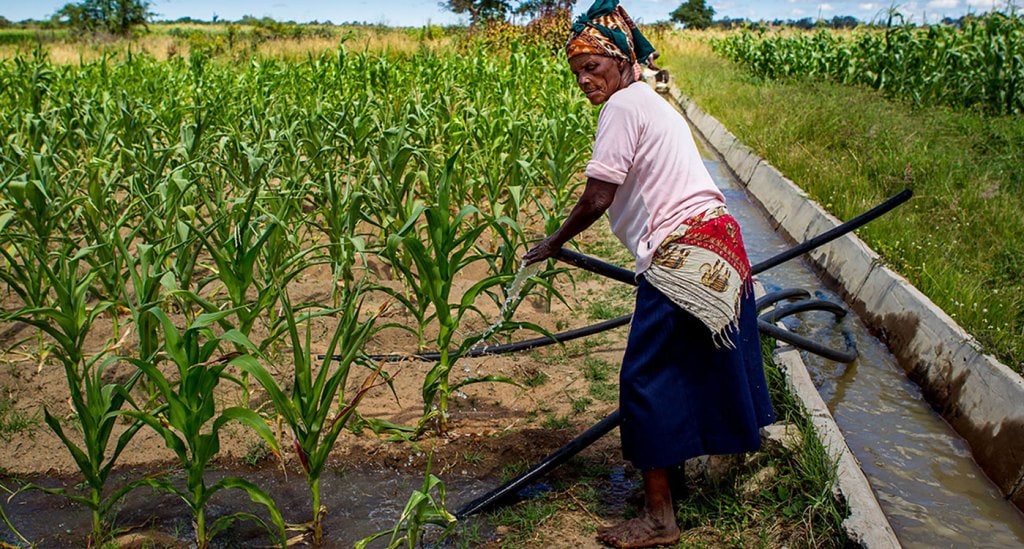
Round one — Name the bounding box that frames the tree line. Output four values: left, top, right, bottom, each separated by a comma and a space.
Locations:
2, 0, 1010, 37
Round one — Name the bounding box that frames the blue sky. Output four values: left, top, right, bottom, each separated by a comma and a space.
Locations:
0, 0, 1009, 26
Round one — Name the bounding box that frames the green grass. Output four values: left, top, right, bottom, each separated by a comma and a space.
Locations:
660, 31, 1024, 373
670, 340, 846, 547
520, 368, 549, 388
0, 393, 37, 442
541, 413, 571, 429
581, 356, 618, 402
242, 440, 273, 467
569, 394, 592, 414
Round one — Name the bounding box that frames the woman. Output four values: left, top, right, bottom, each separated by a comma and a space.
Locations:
522, 2, 776, 547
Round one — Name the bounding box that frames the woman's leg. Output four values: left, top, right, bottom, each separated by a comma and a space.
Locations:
597, 469, 681, 548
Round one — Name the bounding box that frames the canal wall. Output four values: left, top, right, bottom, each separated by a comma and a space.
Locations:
657, 83, 1024, 514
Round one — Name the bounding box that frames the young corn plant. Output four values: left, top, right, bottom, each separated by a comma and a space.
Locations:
311, 171, 369, 296
233, 286, 384, 545
386, 156, 521, 434
353, 456, 457, 549
121, 309, 286, 549
2, 249, 146, 545
192, 182, 283, 337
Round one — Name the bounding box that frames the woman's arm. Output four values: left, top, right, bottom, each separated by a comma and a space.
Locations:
522, 177, 618, 265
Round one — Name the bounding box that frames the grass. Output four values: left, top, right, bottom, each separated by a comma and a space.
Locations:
541, 413, 571, 430
585, 285, 633, 320
242, 440, 273, 467
658, 31, 1024, 373
520, 367, 549, 388
473, 340, 847, 548
582, 356, 619, 403
0, 392, 37, 442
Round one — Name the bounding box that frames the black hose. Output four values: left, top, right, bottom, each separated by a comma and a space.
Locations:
340, 188, 911, 365
455, 410, 622, 519
756, 320, 858, 363
555, 249, 636, 286
756, 289, 811, 312
758, 299, 847, 324
749, 188, 912, 274
366, 315, 632, 362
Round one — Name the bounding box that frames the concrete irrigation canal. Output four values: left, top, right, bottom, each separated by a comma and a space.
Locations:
665, 85, 1024, 546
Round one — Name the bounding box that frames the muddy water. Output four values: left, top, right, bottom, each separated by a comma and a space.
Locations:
0, 466, 493, 548
698, 146, 1024, 547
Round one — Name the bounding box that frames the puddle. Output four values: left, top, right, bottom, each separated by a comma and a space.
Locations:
0, 465, 494, 548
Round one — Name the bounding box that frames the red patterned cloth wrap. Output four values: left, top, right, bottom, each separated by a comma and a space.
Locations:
643, 206, 751, 347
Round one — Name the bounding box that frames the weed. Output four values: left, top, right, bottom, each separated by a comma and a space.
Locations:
521, 368, 549, 387
570, 395, 592, 414
586, 300, 631, 321
541, 413, 571, 430
0, 394, 38, 442
243, 440, 273, 467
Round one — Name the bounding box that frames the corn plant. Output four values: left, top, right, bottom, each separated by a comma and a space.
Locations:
386, 156, 520, 434
120, 309, 286, 549
233, 286, 383, 545
353, 456, 457, 549
711, 10, 1024, 115
1, 249, 147, 545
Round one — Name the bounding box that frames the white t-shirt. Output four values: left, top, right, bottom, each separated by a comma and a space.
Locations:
584, 81, 725, 274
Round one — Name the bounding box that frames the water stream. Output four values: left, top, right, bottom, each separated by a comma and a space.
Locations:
698, 142, 1024, 547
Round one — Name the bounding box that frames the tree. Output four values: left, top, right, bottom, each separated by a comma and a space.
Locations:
515, 0, 574, 19
829, 15, 859, 29
442, 0, 512, 26
670, 0, 715, 29
55, 0, 152, 36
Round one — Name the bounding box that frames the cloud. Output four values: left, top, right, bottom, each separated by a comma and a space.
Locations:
927, 0, 960, 8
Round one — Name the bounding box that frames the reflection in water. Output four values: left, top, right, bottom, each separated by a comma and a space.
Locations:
701, 153, 1024, 547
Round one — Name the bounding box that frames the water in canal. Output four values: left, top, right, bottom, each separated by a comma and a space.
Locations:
697, 140, 1024, 547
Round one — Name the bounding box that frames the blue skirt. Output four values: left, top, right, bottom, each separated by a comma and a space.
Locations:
619, 277, 775, 470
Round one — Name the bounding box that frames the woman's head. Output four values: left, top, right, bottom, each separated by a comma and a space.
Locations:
565, 1, 657, 104
569, 53, 633, 105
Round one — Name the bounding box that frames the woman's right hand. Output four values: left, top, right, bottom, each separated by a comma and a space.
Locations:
522, 237, 560, 266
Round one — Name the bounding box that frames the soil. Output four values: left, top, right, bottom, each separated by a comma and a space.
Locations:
0, 226, 640, 547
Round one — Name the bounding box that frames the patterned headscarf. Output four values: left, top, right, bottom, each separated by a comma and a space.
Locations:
565, 0, 657, 65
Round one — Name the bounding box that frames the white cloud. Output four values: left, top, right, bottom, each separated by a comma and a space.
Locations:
927, 0, 960, 8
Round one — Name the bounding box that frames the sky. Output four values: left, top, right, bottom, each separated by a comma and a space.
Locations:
0, 0, 1013, 26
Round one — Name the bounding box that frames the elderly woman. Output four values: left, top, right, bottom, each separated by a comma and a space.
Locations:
522, 1, 776, 547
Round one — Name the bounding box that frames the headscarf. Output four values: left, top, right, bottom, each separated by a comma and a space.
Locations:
565, 0, 657, 66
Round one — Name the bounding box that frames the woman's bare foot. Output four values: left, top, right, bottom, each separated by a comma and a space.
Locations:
596, 510, 681, 548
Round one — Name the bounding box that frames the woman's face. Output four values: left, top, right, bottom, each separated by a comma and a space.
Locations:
569, 54, 631, 105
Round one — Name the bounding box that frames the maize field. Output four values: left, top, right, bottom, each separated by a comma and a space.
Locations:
0, 38, 601, 546
712, 11, 1024, 115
